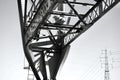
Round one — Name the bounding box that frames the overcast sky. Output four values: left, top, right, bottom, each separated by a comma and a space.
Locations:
0, 0, 120, 80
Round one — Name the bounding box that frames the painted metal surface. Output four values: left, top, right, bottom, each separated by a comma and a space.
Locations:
17, 0, 119, 80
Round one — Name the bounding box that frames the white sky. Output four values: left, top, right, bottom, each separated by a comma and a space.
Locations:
0, 0, 120, 80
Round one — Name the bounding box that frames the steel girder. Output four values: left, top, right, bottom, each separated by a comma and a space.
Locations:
17, 0, 119, 80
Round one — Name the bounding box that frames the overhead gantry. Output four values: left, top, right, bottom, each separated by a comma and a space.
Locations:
17, 0, 119, 80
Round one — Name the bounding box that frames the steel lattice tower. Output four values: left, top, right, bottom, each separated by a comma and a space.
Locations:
17, 0, 120, 80
104, 50, 110, 80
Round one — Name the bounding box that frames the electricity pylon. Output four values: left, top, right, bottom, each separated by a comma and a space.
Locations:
104, 50, 110, 80
17, 0, 120, 80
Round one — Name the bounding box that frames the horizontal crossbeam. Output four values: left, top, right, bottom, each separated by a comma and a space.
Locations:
63, 1, 94, 6
44, 23, 80, 30
50, 11, 84, 17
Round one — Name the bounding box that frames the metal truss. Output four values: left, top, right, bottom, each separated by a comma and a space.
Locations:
17, 0, 120, 80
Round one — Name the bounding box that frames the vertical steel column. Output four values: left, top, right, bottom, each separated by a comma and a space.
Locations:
17, 0, 41, 80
